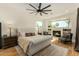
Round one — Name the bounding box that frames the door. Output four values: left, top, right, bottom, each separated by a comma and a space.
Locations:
0, 23, 2, 49
75, 8, 79, 51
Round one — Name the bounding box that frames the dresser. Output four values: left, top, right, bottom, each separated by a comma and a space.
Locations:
2, 36, 18, 49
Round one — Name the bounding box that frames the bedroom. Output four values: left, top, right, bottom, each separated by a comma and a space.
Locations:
0, 3, 79, 56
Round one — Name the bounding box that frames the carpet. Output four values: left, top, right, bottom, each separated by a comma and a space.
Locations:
15, 44, 68, 56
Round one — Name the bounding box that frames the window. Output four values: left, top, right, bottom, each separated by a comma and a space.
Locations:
36, 21, 43, 33
51, 20, 70, 28
36, 21, 43, 27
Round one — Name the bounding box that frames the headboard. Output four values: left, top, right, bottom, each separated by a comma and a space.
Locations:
18, 28, 36, 36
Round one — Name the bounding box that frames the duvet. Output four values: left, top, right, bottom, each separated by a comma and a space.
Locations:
18, 35, 52, 55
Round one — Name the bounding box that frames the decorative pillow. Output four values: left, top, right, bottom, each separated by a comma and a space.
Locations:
43, 31, 48, 35
25, 33, 32, 37
31, 33, 35, 36
21, 32, 25, 37
38, 33, 42, 35
25, 33, 35, 37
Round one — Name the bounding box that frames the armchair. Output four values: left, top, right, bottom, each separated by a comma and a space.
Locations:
59, 29, 73, 43
59, 33, 73, 43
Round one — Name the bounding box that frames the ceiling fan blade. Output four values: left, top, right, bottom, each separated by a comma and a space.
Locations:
35, 12, 38, 15
26, 9, 35, 11
43, 10, 52, 11
42, 5, 51, 10
42, 11, 48, 14
40, 12, 42, 16
29, 4, 37, 10
30, 11, 38, 15
38, 3, 42, 10
30, 12, 35, 14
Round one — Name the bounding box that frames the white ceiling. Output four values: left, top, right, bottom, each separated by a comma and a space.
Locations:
0, 3, 79, 20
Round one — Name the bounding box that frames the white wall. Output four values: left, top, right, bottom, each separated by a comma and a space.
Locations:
0, 4, 39, 36
0, 4, 77, 41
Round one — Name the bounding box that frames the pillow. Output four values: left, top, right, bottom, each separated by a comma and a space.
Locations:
21, 32, 25, 37
43, 31, 48, 35
18, 32, 25, 37
38, 33, 42, 35
31, 33, 35, 36
25, 33, 35, 37
25, 33, 32, 37
17, 32, 22, 37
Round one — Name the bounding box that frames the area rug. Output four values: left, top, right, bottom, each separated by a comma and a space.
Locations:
15, 44, 68, 56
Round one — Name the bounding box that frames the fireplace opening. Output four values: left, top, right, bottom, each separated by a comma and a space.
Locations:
53, 31, 61, 37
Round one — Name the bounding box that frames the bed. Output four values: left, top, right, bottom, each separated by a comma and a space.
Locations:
18, 35, 52, 56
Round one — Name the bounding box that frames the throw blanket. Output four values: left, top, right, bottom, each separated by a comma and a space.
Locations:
18, 37, 30, 53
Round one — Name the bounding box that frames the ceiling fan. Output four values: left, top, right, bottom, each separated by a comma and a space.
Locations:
27, 3, 52, 16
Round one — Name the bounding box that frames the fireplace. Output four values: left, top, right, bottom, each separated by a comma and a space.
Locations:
53, 30, 61, 37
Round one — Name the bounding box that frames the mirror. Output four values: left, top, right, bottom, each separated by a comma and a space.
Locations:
50, 19, 70, 28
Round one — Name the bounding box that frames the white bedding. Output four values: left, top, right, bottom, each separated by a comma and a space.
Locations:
18, 35, 52, 55
26, 35, 52, 44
